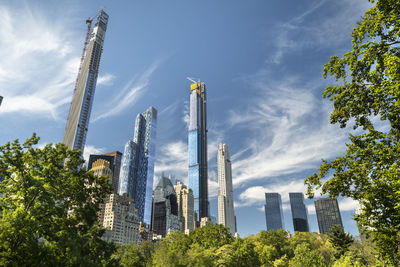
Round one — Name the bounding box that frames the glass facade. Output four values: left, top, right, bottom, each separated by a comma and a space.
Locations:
289, 192, 309, 232
188, 82, 208, 221
264, 193, 284, 231
118, 107, 157, 224
315, 198, 343, 234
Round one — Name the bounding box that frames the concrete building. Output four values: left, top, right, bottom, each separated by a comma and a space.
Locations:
63, 10, 108, 152
118, 107, 157, 224
88, 151, 122, 194
151, 175, 181, 237
217, 143, 236, 235
289, 192, 309, 232
174, 181, 195, 234
100, 194, 140, 245
315, 198, 343, 234
265, 193, 284, 231
89, 162, 140, 245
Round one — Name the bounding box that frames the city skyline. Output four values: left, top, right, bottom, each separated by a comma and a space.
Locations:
0, 0, 370, 237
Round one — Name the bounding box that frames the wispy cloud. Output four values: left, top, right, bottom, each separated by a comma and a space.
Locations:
83, 145, 105, 163
93, 61, 161, 121
0, 5, 79, 120
154, 141, 188, 183
97, 73, 115, 86
230, 73, 347, 188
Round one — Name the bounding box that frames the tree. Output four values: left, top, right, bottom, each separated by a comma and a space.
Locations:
328, 225, 354, 259
288, 243, 326, 267
304, 0, 400, 264
188, 224, 233, 249
215, 238, 260, 267
0, 134, 115, 266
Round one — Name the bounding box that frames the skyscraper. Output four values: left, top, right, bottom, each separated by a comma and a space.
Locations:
174, 181, 195, 234
289, 192, 309, 232
265, 193, 284, 231
315, 198, 343, 234
188, 81, 208, 222
217, 143, 236, 235
118, 107, 157, 224
63, 9, 109, 152
151, 174, 181, 237
88, 151, 122, 194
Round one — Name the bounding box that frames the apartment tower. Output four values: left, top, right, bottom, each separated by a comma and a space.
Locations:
63, 9, 108, 152
118, 107, 157, 224
88, 151, 122, 194
289, 192, 309, 232
217, 143, 236, 235
188, 81, 208, 222
265, 193, 284, 231
174, 181, 195, 233
315, 198, 343, 234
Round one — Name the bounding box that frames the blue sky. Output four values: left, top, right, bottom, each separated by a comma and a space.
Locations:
0, 0, 372, 237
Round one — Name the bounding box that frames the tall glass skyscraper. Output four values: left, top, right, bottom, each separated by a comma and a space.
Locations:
315, 198, 343, 234
264, 193, 284, 231
188, 81, 208, 222
63, 10, 108, 151
289, 192, 309, 232
118, 107, 157, 224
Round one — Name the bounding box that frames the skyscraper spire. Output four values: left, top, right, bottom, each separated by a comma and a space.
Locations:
63, 9, 109, 152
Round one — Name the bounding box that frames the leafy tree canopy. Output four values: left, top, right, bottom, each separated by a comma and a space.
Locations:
0, 134, 115, 266
304, 0, 400, 264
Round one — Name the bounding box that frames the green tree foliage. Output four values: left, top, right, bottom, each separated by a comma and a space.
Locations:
189, 223, 233, 249
0, 134, 115, 266
304, 0, 400, 264
328, 225, 354, 259
288, 243, 327, 267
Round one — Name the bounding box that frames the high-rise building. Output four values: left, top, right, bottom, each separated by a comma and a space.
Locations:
264, 193, 284, 231
315, 198, 343, 234
217, 143, 236, 235
289, 192, 309, 232
0, 96, 3, 107
100, 193, 140, 245
188, 81, 208, 222
118, 107, 157, 224
174, 181, 195, 234
63, 9, 109, 152
90, 158, 113, 179
151, 175, 181, 237
88, 151, 122, 194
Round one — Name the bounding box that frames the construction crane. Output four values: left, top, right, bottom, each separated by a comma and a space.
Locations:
186, 77, 200, 84
73, 18, 93, 92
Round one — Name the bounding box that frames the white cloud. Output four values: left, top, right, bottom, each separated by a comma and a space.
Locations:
97, 73, 115, 86
83, 145, 105, 163
0, 5, 79, 120
338, 197, 358, 212
93, 61, 161, 121
154, 141, 188, 183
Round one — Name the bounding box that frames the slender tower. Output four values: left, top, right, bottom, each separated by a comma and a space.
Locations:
265, 193, 284, 231
63, 9, 109, 151
188, 80, 208, 222
118, 107, 157, 224
218, 143, 236, 235
289, 192, 309, 232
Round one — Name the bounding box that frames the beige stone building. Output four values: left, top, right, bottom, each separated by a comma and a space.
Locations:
174, 181, 195, 234
90, 160, 140, 245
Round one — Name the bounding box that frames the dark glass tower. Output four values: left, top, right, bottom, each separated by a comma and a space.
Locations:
289, 192, 309, 232
264, 193, 284, 231
188, 81, 208, 222
88, 151, 122, 194
118, 107, 157, 224
63, 10, 108, 152
315, 198, 343, 234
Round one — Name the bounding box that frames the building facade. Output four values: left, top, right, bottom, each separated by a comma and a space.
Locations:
188, 81, 208, 222
88, 151, 122, 194
174, 181, 195, 234
63, 10, 108, 152
217, 143, 236, 235
289, 192, 309, 232
264, 193, 284, 231
100, 194, 140, 245
151, 175, 181, 237
89, 158, 113, 179
315, 198, 343, 234
118, 107, 157, 224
